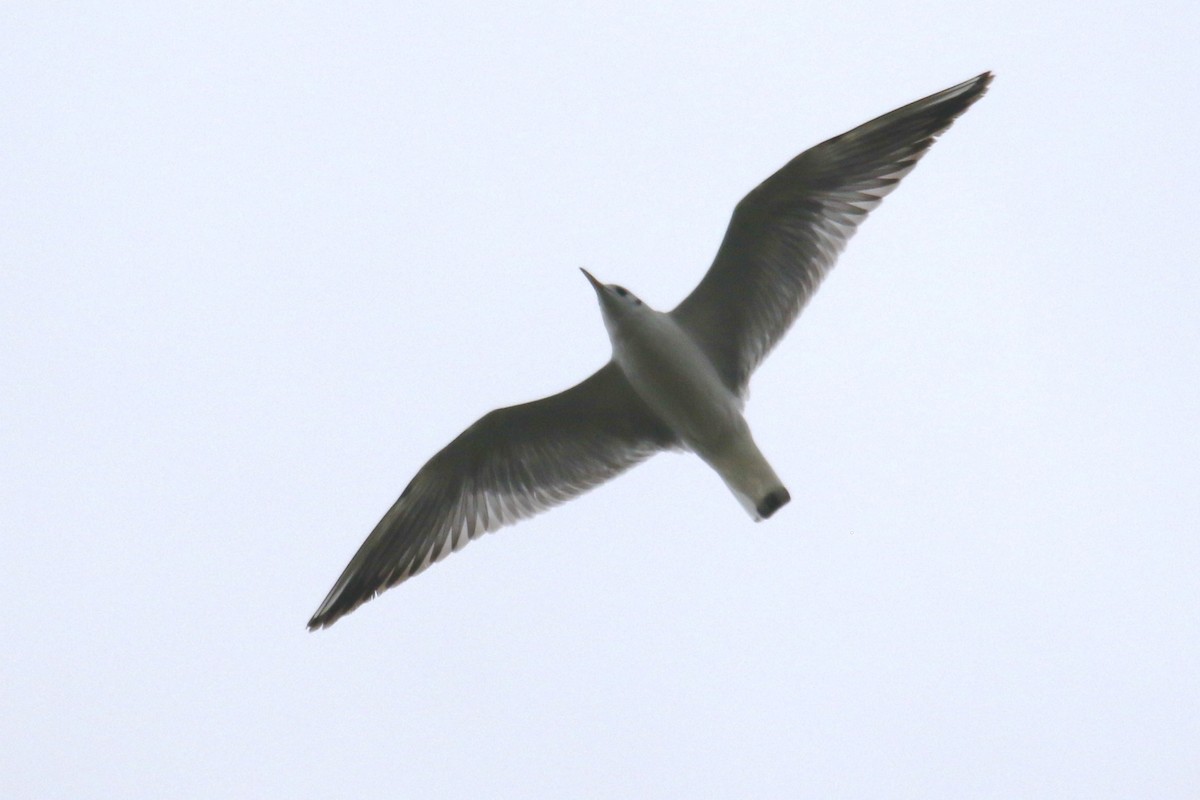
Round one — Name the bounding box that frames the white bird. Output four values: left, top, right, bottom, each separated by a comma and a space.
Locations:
308, 72, 992, 629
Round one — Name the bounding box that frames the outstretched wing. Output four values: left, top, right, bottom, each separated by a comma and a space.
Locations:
308, 361, 676, 629
672, 72, 992, 393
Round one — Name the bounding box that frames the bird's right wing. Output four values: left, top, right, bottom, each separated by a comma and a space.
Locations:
307, 361, 676, 629
672, 72, 992, 393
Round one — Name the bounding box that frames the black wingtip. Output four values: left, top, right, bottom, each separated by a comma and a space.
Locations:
306, 590, 361, 631
306, 583, 357, 631
969, 71, 994, 97
307, 602, 354, 630
918, 70, 993, 121
956, 71, 994, 105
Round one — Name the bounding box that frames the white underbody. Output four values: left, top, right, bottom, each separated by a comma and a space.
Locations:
605, 306, 785, 519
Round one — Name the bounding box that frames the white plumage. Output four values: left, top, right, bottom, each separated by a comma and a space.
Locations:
308, 72, 992, 629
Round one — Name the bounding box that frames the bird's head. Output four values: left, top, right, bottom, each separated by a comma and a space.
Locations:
580, 268, 645, 324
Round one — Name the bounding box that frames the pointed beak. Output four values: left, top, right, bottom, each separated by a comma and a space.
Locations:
579, 267, 604, 294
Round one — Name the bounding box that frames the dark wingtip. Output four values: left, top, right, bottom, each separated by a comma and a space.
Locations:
306, 591, 364, 631
756, 487, 791, 519
955, 71, 994, 108
306, 583, 358, 631
967, 71, 994, 100
307, 602, 356, 630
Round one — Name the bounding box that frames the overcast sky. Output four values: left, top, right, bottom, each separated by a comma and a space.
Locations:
3, 2, 1198, 798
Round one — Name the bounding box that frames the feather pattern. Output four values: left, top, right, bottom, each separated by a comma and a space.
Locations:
672, 72, 992, 392
307, 362, 676, 628
308, 73, 992, 628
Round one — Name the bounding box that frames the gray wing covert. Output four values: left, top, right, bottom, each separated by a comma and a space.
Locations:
672, 72, 992, 393
308, 361, 676, 629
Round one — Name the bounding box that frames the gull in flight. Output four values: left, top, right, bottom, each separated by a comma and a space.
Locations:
308, 72, 992, 629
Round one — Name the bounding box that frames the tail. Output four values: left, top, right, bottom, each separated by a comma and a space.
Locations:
755, 486, 791, 519
701, 429, 791, 521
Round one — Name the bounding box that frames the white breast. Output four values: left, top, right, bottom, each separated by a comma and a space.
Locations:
608, 308, 745, 450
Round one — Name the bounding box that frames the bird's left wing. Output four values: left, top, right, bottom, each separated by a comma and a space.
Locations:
671, 72, 992, 393
308, 361, 676, 629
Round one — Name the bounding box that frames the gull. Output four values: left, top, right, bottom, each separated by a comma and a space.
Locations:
308, 71, 992, 629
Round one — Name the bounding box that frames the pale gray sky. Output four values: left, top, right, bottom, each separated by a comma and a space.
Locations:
3, 3, 1198, 798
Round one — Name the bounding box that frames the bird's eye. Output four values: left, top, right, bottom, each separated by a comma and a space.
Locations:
615, 287, 628, 297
